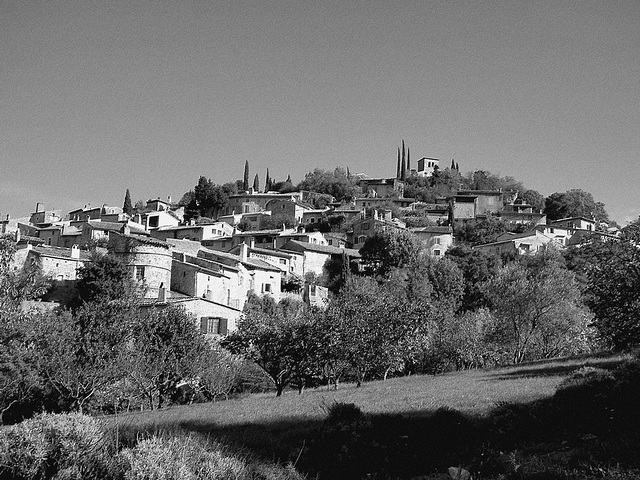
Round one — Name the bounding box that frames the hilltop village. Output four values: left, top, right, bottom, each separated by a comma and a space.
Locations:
0, 146, 620, 336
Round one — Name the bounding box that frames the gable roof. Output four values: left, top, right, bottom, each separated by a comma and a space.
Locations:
280, 239, 360, 257
198, 247, 282, 272
30, 245, 93, 261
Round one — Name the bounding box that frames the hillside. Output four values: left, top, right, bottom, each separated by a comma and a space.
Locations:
109, 352, 638, 479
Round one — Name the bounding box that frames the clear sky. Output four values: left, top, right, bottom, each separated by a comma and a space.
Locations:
2, 1, 639, 224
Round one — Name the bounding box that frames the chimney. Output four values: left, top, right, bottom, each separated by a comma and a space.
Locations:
35, 202, 43, 213
167, 195, 172, 204
71, 244, 80, 259
250, 237, 255, 249
240, 243, 248, 262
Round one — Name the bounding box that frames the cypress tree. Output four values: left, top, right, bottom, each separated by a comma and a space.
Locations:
407, 148, 410, 172
253, 173, 260, 192
243, 160, 250, 191
456, 161, 460, 171
123, 189, 133, 216
451, 159, 456, 170
396, 147, 401, 179
265, 168, 271, 192
401, 156, 406, 181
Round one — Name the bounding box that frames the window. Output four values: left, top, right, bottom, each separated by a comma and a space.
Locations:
149, 216, 159, 228
279, 258, 287, 264
135, 266, 145, 281
200, 317, 228, 335
433, 250, 441, 256
262, 283, 272, 293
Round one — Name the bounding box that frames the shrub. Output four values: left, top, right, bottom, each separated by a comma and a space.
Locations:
119, 433, 305, 480
306, 402, 379, 480
0, 412, 110, 480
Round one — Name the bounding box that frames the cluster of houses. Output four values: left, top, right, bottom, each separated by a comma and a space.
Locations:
0, 168, 619, 335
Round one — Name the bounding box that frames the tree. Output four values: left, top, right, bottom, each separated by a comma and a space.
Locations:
243, 160, 250, 191
123, 189, 133, 216
76, 253, 140, 306
544, 189, 609, 222
222, 296, 318, 396
297, 167, 359, 202
483, 247, 591, 363
446, 245, 502, 312
35, 304, 133, 414
454, 216, 511, 246
359, 230, 421, 276
319, 277, 409, 386
120, 306, 209, 409
520, 189, 545, 212
573, 224, 640, 350
265, 168, 272, 192
0, 236, 50, 423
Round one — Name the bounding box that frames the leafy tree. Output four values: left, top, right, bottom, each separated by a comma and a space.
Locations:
260, 213, 296, 230
120, 306, 209, 409
483, 247, 592, 363
519, 189, 545, 212
0, 314, 43, 424
35, 304, 133, 413
446, 245, 502, 312
76, 253, 140, 306
454, 216, 511, 246
0, 237, 50, 423
320, 277, 410, 385
123, 189, 133, 216
222, 296, 318, 396
359, 229, 421, 276
573, 224, 640, 350
298, 167, 359, 202
544, 189, 609, 222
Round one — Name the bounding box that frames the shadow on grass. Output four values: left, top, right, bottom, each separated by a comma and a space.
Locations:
483, 354, 626, 381
113, 354, 640, 480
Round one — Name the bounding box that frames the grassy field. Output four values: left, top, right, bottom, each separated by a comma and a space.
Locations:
106, 352, 637, 480
110, 353, 626, 433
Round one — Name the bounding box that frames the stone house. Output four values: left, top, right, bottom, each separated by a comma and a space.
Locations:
109, 233, 172, 299
409, 226, 454, 257
358, 177, 405, 198
279, 239, 360, 278
151, 222, 233, 242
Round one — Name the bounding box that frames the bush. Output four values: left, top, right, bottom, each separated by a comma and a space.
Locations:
306, 402, 379, 480
119, 433, 305, 480
0, 412, 110, 480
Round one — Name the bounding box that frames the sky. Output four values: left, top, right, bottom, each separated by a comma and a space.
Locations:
1, 0, 639, 224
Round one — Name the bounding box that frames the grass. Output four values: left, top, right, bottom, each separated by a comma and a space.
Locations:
110, 352, 628, 434
105, 352, 635, 480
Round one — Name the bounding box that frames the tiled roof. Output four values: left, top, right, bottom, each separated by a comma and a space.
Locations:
410, 226, 453, 234
198, 247, 281, 272
87, 220, 126, 232
32, 245, 93, 261
166, 238, 203, 256
280, 239, 360, 257
114, 233, 170, 248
